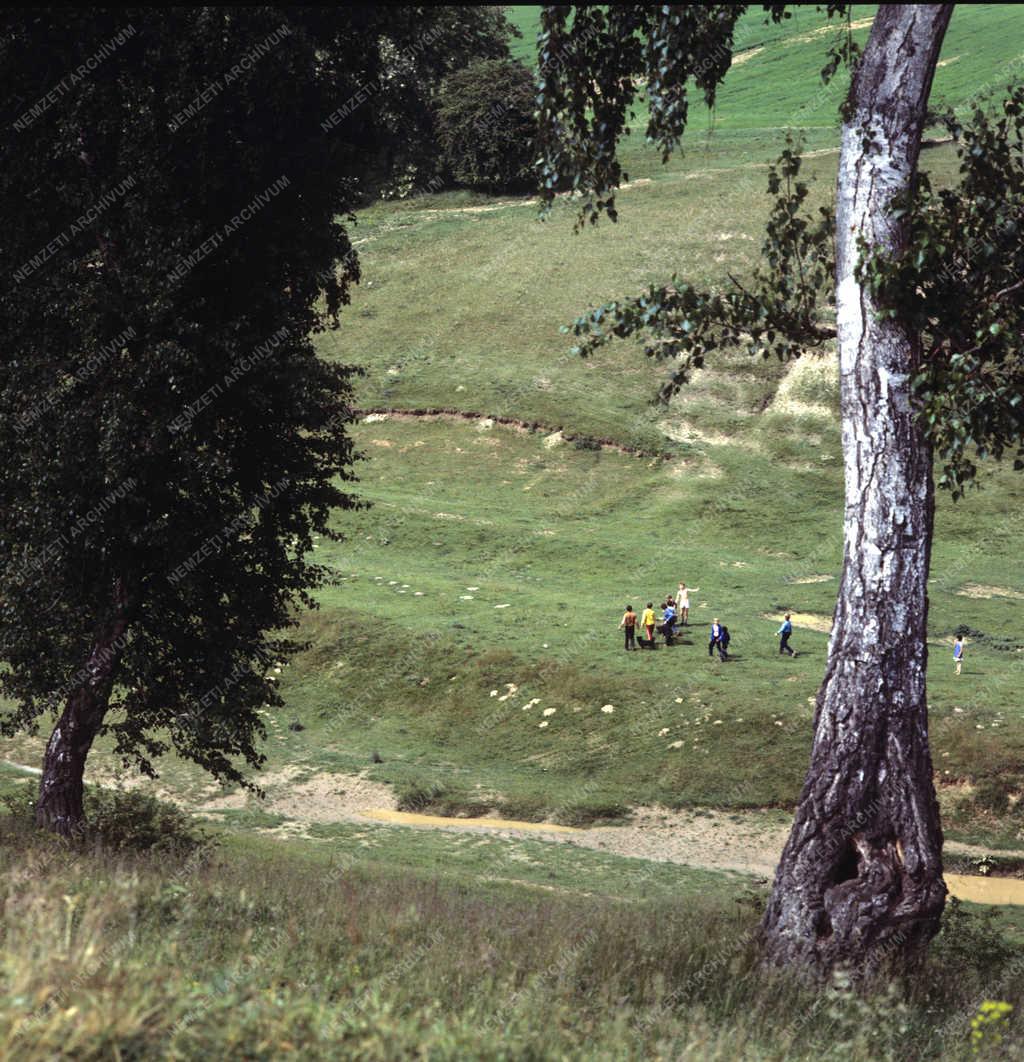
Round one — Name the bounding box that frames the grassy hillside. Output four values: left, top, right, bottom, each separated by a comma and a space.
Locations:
4, 10, 1024, 1059
507, 5, 1024, 131
4, 5, 1024, 849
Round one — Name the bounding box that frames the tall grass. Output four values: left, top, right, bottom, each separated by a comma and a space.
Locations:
1, 810, 1020, 1060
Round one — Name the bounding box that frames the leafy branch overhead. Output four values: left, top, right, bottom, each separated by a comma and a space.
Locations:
536, 5, 857, 225
565, 139, 835, 399
565, 92, 1024, 497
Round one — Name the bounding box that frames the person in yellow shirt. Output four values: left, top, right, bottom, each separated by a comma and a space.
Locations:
641, 602, 656, 648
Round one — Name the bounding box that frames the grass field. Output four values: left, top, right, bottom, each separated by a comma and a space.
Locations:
4, 3, 1024, 840
4, 8, 1024, 1057
4, 801, 1024, 1061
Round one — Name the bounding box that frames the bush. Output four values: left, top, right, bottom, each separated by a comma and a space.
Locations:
435, 59, 538, 194
972, 777, 1012, 816
86, 788, 211, 857
931, 897, 1014, 974
0, 785, 211, 858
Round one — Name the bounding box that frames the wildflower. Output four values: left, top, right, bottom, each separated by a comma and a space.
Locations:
543, 708, 556, 717
971, 1001, 1012, 1054
601, 705, 615, 714
538, 721, 549, 729
658, 727, 670, 737
490, 690, 498, 697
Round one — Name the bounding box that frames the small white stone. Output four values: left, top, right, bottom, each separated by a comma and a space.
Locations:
538, 721, 549, 729
601, 705, 615, 714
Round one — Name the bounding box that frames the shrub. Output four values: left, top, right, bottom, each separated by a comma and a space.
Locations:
0, 785, 211, 858
435, 59, 538, 194
931, 897, 1013, 974
86, 788, 211, 857
972, 778, 1012, 816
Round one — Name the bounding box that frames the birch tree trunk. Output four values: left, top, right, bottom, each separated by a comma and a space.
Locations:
760, 5, 954, 977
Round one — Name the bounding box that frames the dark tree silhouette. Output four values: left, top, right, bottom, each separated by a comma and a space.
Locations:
0, 6, 515, 834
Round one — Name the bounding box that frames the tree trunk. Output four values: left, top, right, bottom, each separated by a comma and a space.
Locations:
760, 5, 954, 978
36, 579, 132, 836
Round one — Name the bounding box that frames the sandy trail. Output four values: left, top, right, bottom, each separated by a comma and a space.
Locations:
7, 758, 1021, 900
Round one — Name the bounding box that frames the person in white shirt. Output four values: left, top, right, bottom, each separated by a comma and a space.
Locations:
677, 582, 699, 626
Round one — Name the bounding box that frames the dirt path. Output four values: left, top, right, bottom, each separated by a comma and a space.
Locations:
357, 408, 669, 458
8, 757, 1020, 899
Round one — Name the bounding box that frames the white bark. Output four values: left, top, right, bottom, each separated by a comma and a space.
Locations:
761, 5, 954, 977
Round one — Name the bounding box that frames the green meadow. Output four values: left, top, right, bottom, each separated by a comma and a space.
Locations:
5, 6, 1024, 1057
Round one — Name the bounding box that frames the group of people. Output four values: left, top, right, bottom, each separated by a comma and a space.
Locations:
617, 581, 801, 662
618, 590, 971, 673
618, 583, 699, 651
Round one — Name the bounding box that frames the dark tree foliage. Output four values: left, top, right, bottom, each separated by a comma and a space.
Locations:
436, 59, 538, 194
364, 6, 519, 196
0, 5, 514, 832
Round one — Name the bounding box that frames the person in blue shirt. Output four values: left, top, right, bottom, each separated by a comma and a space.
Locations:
953, 635, 964, 675
709, 618, 723, 658
659, 599, 677, 645
777, 614, 796, 657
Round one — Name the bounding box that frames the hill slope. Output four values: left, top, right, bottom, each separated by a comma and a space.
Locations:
3, 4, 1024, 848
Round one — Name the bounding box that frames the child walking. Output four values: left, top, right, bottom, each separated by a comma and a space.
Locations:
953, 635, 964, 675
619, 605, 638, 651
641, 602, 656, 648
777, 614, 796, 657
